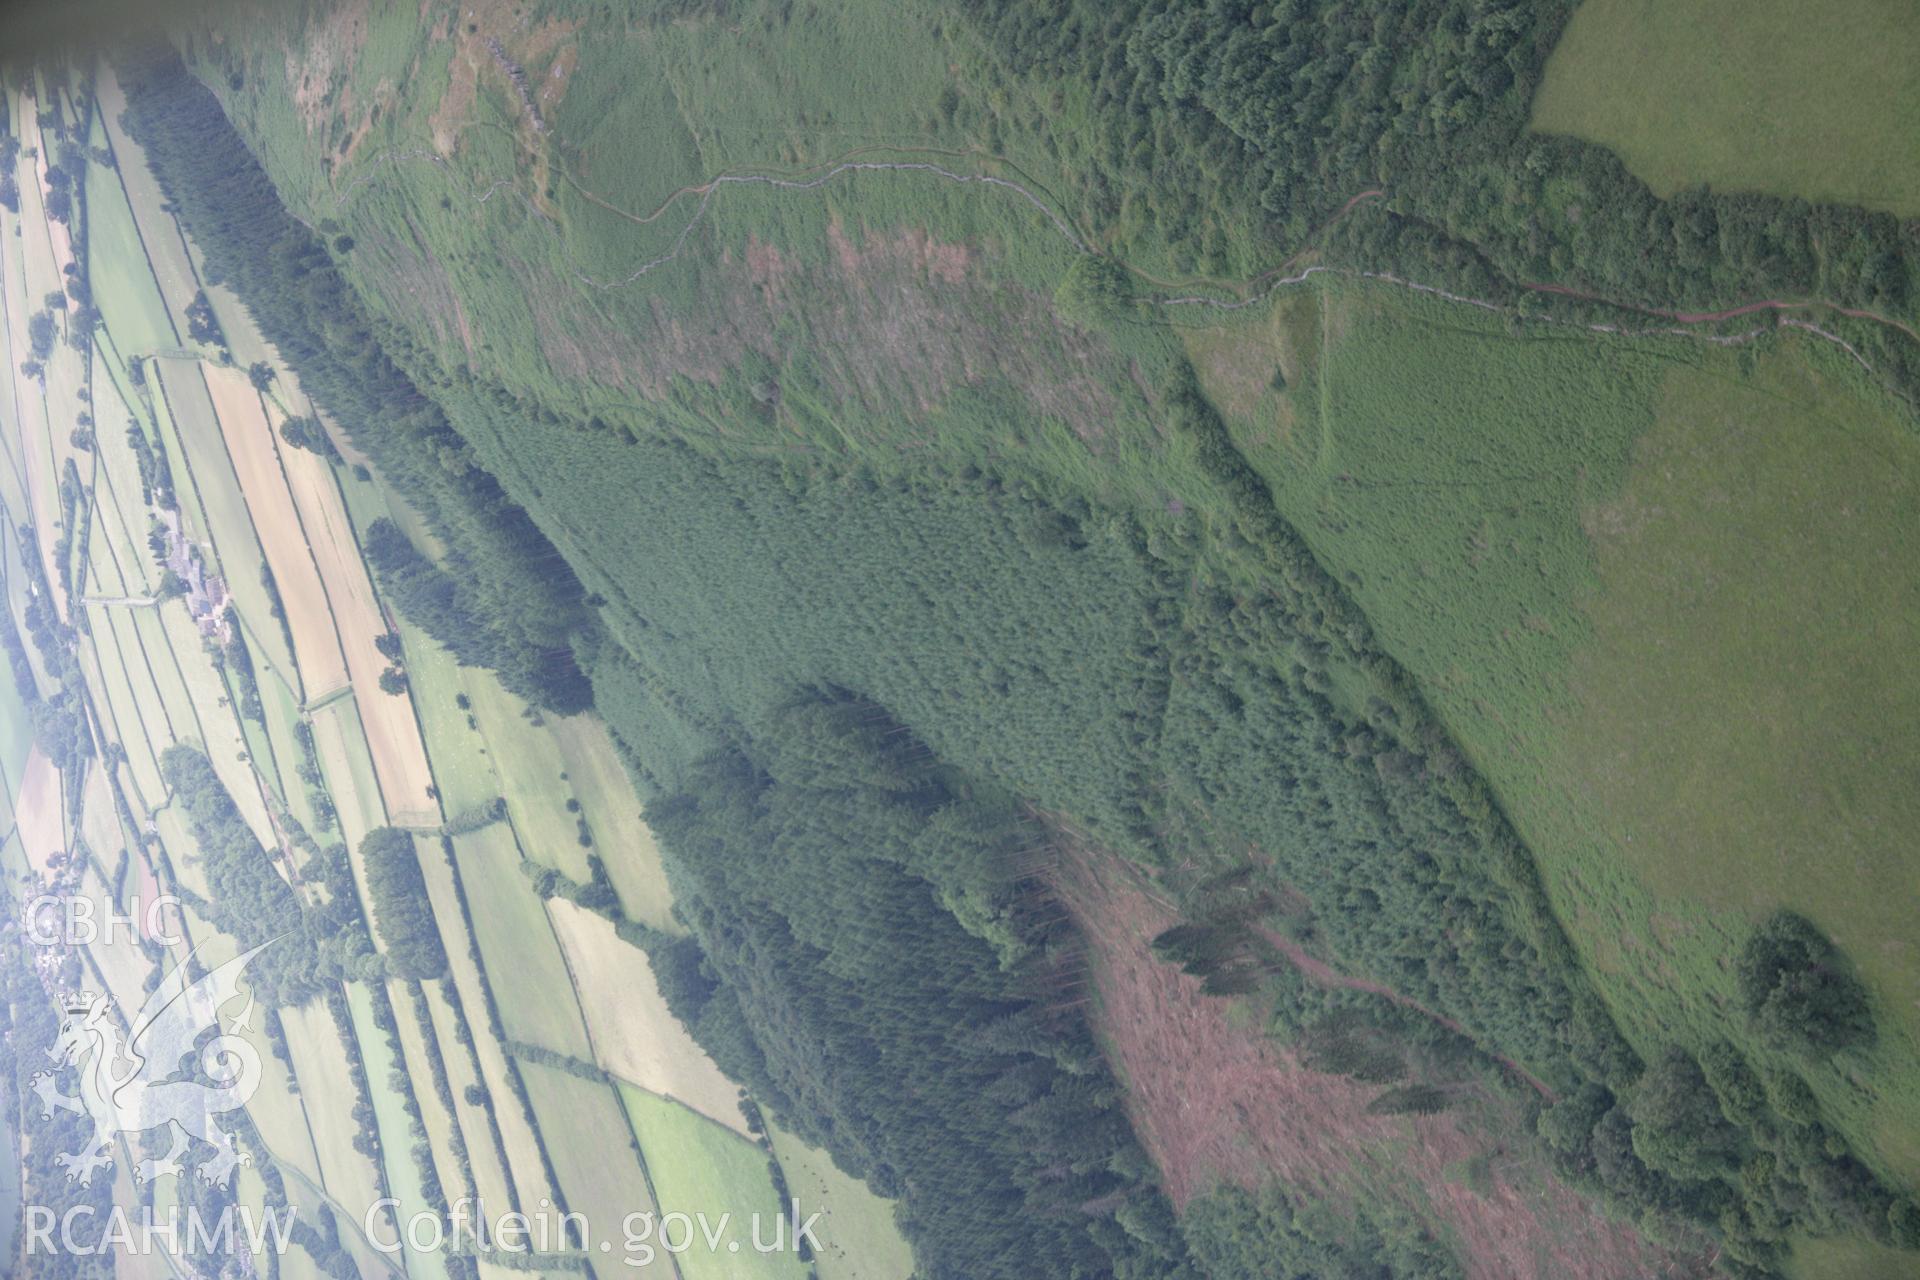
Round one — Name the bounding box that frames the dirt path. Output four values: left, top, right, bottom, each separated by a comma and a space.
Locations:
1522, 280, 1920, 345
1252, 925, 1558, 1100
332, 120, 1916, 389
1053, 823, 1559, 1099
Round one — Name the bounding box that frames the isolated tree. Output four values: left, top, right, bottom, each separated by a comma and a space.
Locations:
1737, 912, 1875, 1056
27, 311, 55, 360
1052, 253, 1135, 328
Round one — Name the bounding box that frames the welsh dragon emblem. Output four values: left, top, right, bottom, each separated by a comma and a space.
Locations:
29, 940, 272, 1188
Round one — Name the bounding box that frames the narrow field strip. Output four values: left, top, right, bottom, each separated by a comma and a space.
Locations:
204, 361, 350, 699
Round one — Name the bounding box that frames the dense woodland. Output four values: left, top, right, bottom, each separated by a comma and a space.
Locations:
0, 942, 116, 1279
112, 16, 1920, 1279
640, 692, 1192, 1278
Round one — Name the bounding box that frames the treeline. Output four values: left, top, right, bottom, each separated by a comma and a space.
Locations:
0, 940, 115, 1279
114, 48, 595, 713
359, 518, 573, 703
1152, 379, 1912, 1273
953, 0, 1920, 402
360, 826, 447, 979
158, 745, 379, 1001
644, 690, 1195, 1280
11, 523, 94, 788
160, 744, 322, 1003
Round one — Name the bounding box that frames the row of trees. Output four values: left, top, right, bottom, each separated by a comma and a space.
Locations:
157, 745, 385, 1002
0, 938, 118, 1278
360, 827, 448, 979
116, 49, 596, 713
11, 521, 95, 786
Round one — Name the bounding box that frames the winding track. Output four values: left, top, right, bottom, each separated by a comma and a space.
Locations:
327, 135, 1917, 391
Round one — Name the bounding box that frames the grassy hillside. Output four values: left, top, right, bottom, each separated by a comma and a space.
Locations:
88, 2, 1920, 1277
1198, 279, 1920, 1194
1532, 0, 1920, 214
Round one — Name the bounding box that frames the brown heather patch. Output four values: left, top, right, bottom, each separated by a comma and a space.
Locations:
529, 219, 1120, 441
334, 87, 394, 169
428, 0, 579, 173
427, 37, 475, 156
284, 0, 369, 131
1047, 835, 1709, 1280
450, 294, 476, 360
1180, 323, 1273, 425
743, 234, 797, 301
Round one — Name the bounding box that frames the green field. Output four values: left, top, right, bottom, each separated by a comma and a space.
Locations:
1532, 0, 1920, 214
458, 673, 593, 882
550, 715, 678, 931
313, 693, 389, 843
88, 601, 174, 804
763, 1122, 912, 1280
260, 664, 324, 831
280, 1000, 389, 1219
152, 356, 301, 681
85, 108, 181, 354
346, 983, 454, 1280
420, 977, 524, 1226
391, 618, 501, 818
0, 612, 30, 780
519, 1062, 665, 1265
619, 1090, 810, 1280
415, 832, 564, 1211
1566, 343, 1920, 1180
447, 823, 593, 1057
387, 981, 478, 1227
